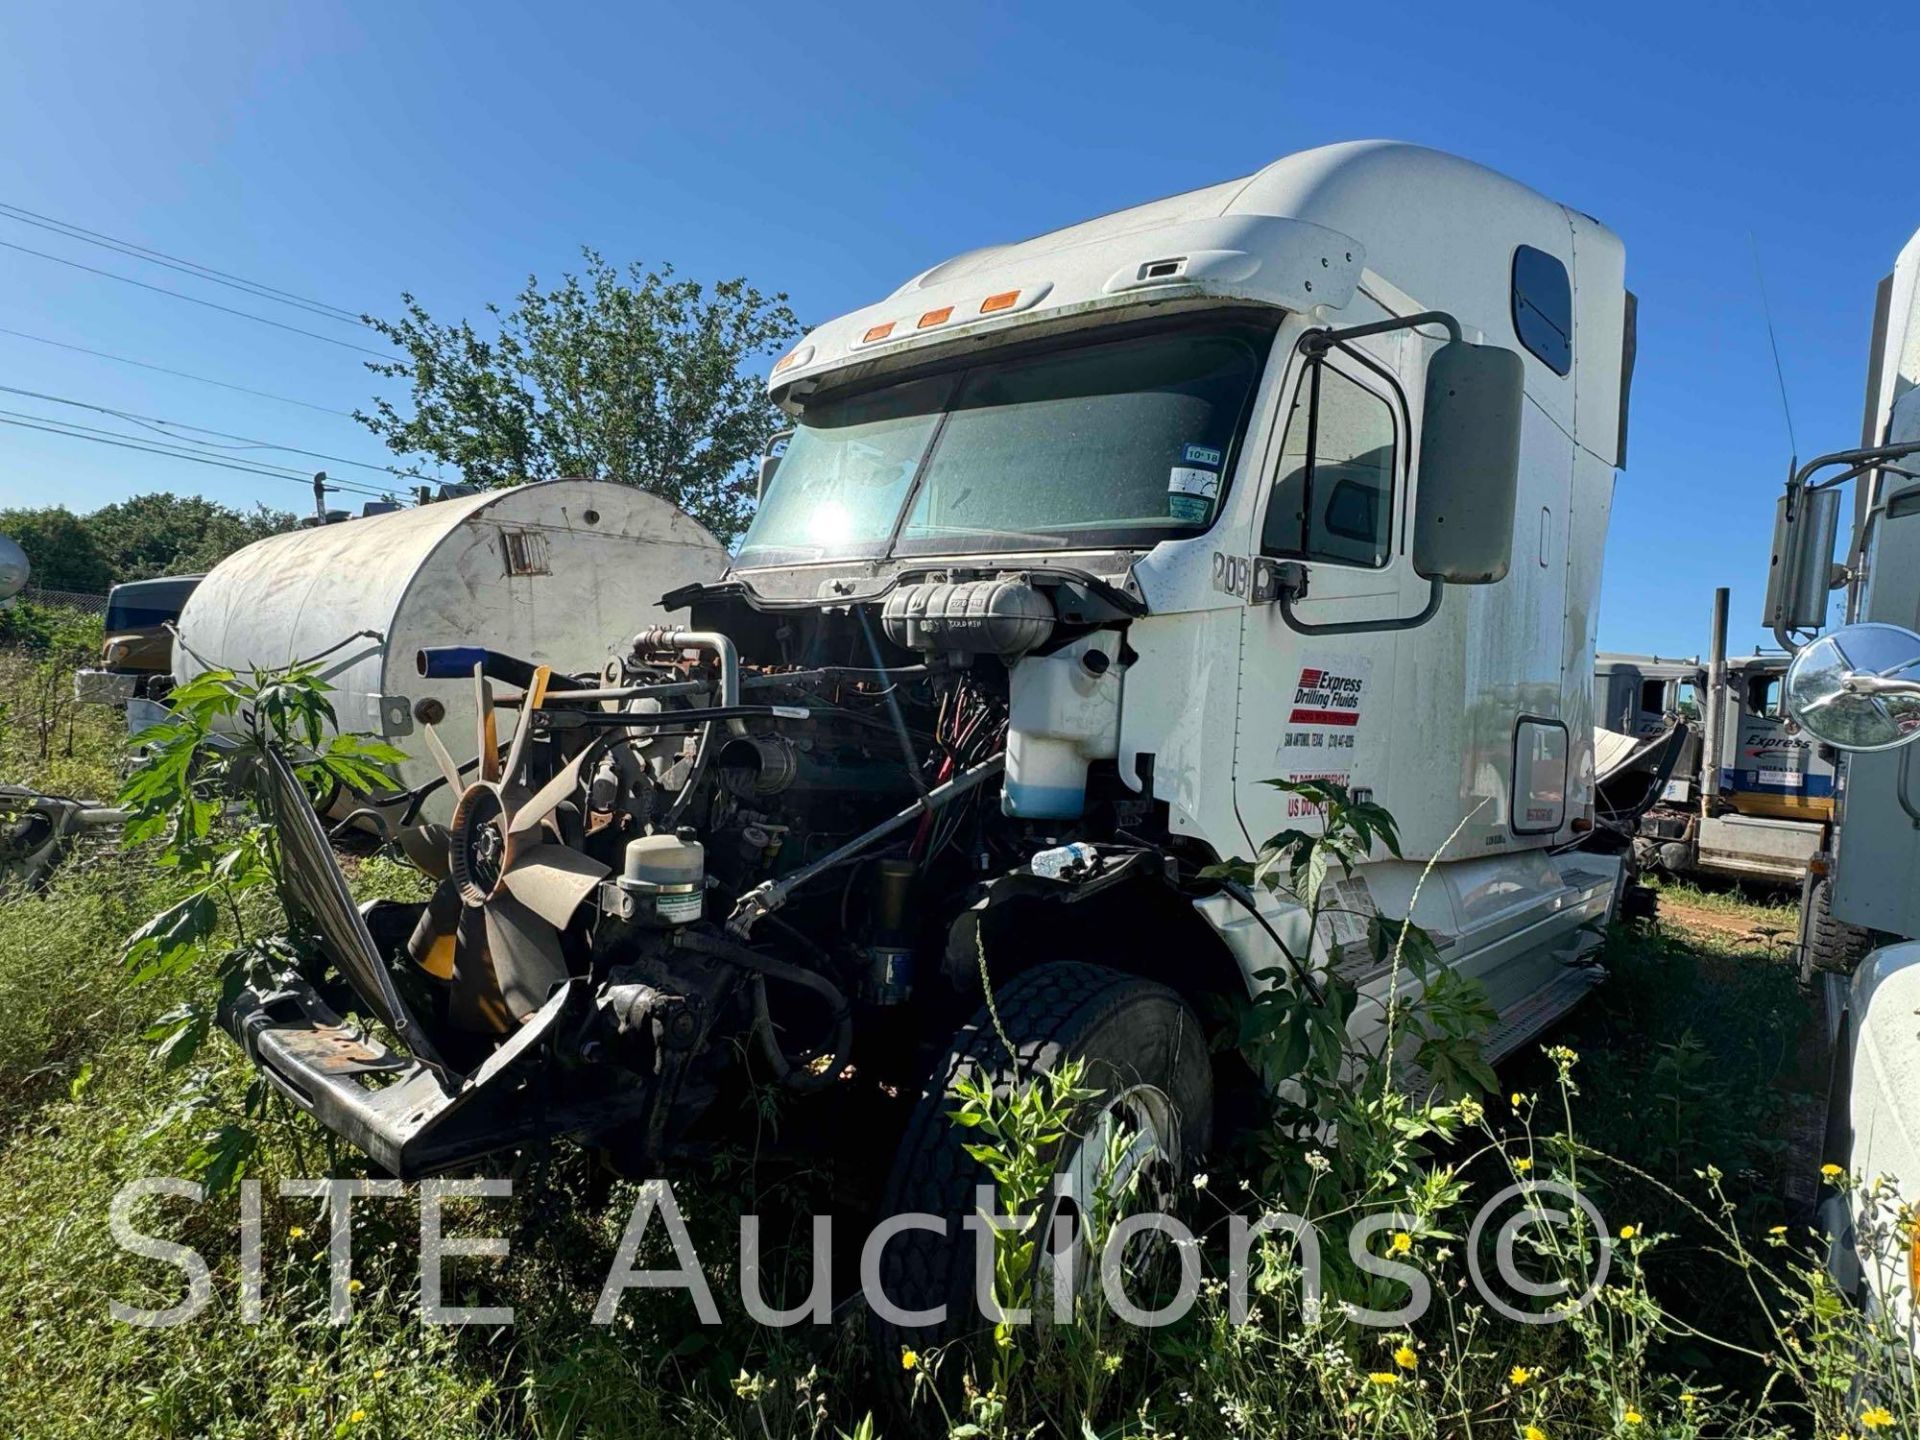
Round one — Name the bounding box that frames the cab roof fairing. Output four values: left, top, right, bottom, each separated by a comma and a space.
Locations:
768, 212, 1366, 410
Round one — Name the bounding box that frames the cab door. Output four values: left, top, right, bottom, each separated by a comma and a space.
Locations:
1233, 337, 1410, 848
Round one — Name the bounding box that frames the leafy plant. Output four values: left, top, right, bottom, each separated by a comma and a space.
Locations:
1203, 778, 1497, 1212
115, 661, 405, 1188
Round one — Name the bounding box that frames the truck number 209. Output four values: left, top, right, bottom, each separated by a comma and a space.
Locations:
1211, 551, 1250, 599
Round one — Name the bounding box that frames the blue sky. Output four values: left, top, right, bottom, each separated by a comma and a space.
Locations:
0, 0, 1913, 654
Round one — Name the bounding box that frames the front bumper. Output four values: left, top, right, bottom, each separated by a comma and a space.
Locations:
221, 972, 637, 1177
74, 668, 140, 705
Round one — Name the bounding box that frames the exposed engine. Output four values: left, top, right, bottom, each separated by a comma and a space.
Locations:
319, 570, 1162, 1174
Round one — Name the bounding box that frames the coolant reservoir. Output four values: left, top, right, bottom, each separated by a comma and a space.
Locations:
1003, 634, 1122, 819
620, 832, 706, 926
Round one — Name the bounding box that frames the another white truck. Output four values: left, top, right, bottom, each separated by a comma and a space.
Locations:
214, 142, 1635, 1349
1767, 225, 1920, 1331
1596, 633, 1839, 885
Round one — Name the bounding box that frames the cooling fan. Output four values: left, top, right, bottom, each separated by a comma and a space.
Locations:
412, 665, 609, 1031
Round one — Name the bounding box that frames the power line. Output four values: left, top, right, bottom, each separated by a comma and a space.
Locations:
0, 325, 355, 416
0, 239, 391, 359
0, 200, 365, 325
0, 409, 401, 501
0, 382, 422, 482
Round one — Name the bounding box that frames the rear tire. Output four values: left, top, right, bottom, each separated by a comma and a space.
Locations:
870, 962, 1211, 1392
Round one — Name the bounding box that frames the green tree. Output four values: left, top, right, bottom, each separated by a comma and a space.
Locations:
0, 506, 111, 593
83, 491, 296, 579
358, 250, 800, 542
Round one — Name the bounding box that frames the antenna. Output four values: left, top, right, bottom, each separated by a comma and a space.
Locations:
1749, 231, 1798, 464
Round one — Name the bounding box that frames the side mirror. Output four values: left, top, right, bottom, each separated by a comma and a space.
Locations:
1784, 622, 1920, 752
1412, 340, 1525, 584
757, 429, 793, 504
1762, 484, 1843, 633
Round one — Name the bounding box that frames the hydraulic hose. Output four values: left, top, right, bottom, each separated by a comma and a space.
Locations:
672, 928, 852, 1093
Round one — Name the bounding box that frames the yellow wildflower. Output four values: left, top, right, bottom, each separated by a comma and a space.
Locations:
1624, 1409, 1643, 1425
1768, 1225, 1787, 1235
348, 1411, 366, 1425
899, 1348, 920, 1372
347, 1279, 364, 1294
1391, 1231, 1414, 1254
1679, 1392, 1697, 1407
1861, 1406, 1894, 1430
372, 1369, 386, 1381
1368, 1371, 1399, 1386
1524, 1425, 1548, 1440
288, 1225, 306, 1240
1510, 1092, 1525, 1107
1514, 1156, 1534, 1172
1821, 1163, 1844, 1179
1618, 1225, 1636, 1240
1393, 1344, 1418, 1370
1509, 1366, 1534, 1386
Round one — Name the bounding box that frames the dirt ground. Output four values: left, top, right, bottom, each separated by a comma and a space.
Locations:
1656, 892, 1799, 947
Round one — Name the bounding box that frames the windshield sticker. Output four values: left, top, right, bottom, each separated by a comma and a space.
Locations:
1168, 465, 1219, 522
1180, 443, 1222, 468
1169, 493, 1210, 522
1168, 466, 1218, 497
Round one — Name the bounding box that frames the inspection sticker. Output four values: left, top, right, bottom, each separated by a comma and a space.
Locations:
1181, 443, 1223, 468
1167, 456, 1219, 522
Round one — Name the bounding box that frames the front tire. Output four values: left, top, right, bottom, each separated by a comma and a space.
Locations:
1807, 878, 1873, 975
871, 962, 1212, 1387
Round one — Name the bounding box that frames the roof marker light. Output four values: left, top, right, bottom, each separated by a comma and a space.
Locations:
917, 306, 953, 329
772, 343, 813, 374
980, 290, 1020, 314
863, 321, 896, 343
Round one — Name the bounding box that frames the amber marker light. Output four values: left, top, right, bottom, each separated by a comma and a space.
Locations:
979, 290, 1020, 313
917, 306, 953, 329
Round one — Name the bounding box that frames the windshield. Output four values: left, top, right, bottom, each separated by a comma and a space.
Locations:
736, 318, 1274, 565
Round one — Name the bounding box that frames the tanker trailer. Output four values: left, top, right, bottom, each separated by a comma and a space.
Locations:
174, 479, 726, 826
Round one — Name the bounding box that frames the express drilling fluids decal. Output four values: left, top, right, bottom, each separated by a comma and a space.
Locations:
1276, 657, 1372, 814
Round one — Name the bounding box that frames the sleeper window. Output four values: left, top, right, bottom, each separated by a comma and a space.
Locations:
1512, 245, 1573, 376
1262, 361, 1395, 567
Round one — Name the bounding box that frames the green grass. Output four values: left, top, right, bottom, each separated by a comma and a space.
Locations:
0, 648, 1904, 1438
1647, 873, 1800, 924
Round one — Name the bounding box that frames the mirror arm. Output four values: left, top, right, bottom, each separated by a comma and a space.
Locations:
1266, 561, 1444, 636
1301, 309, 1463, 360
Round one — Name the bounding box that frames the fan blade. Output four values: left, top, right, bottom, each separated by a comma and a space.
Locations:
474, 666, 500, 782
420, 722, 465, 793
395, 823, 451, 881
508, 745, 596, 839
482, 892, 569, 1020
450, 906, 512, 1034
501, 843, 610, 929
498, 664, 552, 796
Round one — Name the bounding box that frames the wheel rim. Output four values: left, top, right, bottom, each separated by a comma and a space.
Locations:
1035, 1082, 1182, 1305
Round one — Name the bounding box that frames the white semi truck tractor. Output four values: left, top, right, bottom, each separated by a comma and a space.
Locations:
1768, 224, 1920, 1336
216, 142, 1635, 1358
